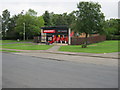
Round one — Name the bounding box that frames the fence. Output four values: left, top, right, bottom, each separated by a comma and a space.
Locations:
33, 36, 41, 43
71, 35, 106, 45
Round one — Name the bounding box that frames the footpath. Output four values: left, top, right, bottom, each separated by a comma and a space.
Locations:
2, 45, 119, 66
2, 46, 119, 59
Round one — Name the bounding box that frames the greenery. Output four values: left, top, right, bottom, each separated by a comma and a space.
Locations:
59, 40, 119, 53
2, 43, 33, 47
81, 44, 87, 48
43, 11, 51, 26
42, 11, 76, 27
1, 1, 119, 43
2, 9, 10, 39
1, 40, 18, 43
1, 9, 45, 40
0, 50, 22, 52
104, 19, 120, 40
15, 9, 45, 39
1, 40, 33, 43
1, 40, 53, 50
3, 44, 53, 50
74, 2, 105, 47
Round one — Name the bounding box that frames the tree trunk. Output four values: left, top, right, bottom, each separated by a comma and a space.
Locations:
83, 33, 88, 48
27, 37, 28, 40
81, 33, 88, 48
85, 33, 88, 45
2, 31, 5, 40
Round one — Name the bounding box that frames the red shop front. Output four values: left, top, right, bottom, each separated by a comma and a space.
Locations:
41, 26, 71, 45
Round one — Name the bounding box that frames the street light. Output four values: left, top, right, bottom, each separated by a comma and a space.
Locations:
23, 23, 25, 40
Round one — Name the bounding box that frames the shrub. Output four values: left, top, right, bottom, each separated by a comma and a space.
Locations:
106, 35, 120, 40
81, 44, 87, 48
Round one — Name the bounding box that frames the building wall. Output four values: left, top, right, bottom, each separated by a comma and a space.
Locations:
79, 33, 99, 38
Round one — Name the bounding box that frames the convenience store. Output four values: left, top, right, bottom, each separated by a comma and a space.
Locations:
41, 26, 71, 44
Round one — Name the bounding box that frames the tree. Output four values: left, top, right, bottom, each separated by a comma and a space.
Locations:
118, 19, 120, 35
43, 11, 51, 26
38, 16, 45, 27
43, 11, 76, 27
15, 9, 44, 40
6, 15, 19, 39
49, 13, 71, 26
66, 11, 76, 29
0, 16, 2, 39
75, 2, 105, 47
26, 9, 37, 16
2, 9, 10, 39
53, 14, 67, 26
104, 19, 119, 40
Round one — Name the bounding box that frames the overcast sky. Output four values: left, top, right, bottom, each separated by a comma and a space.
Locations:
0, 0, 119, 20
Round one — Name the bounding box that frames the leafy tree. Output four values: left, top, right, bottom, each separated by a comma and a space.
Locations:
2, 9, 10, 39
49, 12, 75, 26
104, 19, 119, 40
53, 14, 67, 26
0, 16, 2, 39
26, 9, 37, 16
66, 11, 76, 29
43, 11, 51, 26
118, 19, 120, 35
15, 9, 44, 40
49, 12, 55, 26
38, 16, 45, 27
104, 19, 118, 35
6, 15, 19, 39
43, 11, 76, 27
75, 2, 105, 47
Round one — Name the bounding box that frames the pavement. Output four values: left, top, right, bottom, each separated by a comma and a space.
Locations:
47, 45, 61, 51
2, 47, 119, 59
15, 52, 118, 66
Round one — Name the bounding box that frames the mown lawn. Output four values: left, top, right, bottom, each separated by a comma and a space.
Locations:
2, 44, 53, 50
0, 40, 19, 43
2, 43, 33, 47
0, 49, 22, 52
1, 40, 33, 43
59, 40, 119, 53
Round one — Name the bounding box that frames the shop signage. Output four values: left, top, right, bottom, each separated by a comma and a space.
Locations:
43, 30, 56, 33
57, 30, 68, 33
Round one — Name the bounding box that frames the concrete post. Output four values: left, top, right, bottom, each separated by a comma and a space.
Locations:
41, 29, 43, 42
68, 28, 71, 45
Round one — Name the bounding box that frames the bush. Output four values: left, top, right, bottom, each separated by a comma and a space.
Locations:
81, 44, 87, 48
106, 35, 120, 40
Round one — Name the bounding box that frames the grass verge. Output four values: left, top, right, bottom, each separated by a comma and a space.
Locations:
0, 50, 22, 52
2, 43, 34, 47
1, 40, 33, 44
2, 45, 53, 50
59, 40, 119, 53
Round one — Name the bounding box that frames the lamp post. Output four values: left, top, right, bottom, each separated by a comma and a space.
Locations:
23, 23, 25, 40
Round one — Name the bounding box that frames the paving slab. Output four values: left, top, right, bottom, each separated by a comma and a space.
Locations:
47, 45, 61, 51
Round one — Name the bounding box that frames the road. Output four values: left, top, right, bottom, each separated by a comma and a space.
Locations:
2, 53, 118, 88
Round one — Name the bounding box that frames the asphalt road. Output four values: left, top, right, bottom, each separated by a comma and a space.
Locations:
2, 53, 118, 88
